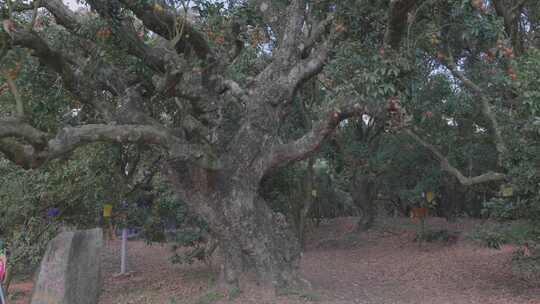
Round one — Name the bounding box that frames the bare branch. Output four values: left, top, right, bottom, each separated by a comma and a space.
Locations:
12, 0, 91, 50
0, 122, 207, 169
301, 14, 334, 57
289, 44, 329, 90
0, 138, 46, 168
118, 0, 214, 62
278, 0, 306, 59
444, 59, 484, 95
4, 19, 74, 79
40, 0, 81, 31
405, 129, 506, 186
443, 55, 507, 166
0, 118, 47, 147
265, 101, 367, 174
84, 0, 166, 73
27, 0, 39, 31
22, 0, 166, 81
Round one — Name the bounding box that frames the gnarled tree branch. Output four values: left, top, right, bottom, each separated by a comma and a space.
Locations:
289, 44, 329, 89
277, 0, 306, 59
301, 14, 334, 57
0, 122, 205, 169
405, 129, 506, 186
4, 19, 76, 84
85, 0, 166, 73
118, 0, 214, 62
0, 118, 47, 147
443, 55, 507, 167
265, 101, 367, 174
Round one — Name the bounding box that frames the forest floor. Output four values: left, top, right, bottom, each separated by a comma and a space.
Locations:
9, 217, 540, 304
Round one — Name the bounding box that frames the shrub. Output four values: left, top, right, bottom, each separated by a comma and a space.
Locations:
468, 221, 540, 249
481, 198, 516, 220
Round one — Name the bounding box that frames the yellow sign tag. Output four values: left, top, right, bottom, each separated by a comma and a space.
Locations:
426, 192, 434, 203
501, 186, 513, 197
103, 204, 113, 217
311, 190, 318, 198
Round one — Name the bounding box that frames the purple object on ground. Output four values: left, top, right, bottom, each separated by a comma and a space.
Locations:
47, 208, 60, 218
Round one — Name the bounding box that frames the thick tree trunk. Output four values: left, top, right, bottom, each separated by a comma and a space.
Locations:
298, 157, 315, 250
166, 162, 304, 291
216, 194, 302, 290
351, 174, 377, 231
439, 177, 466, 222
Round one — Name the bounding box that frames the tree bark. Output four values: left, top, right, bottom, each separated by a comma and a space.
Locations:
165, 163, 304, 291
298, 157, 316, 250
351, 173, 378, 231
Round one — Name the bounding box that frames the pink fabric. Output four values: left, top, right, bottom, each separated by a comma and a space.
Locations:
0, 259, 5, 282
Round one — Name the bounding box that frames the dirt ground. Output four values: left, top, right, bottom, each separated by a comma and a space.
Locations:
9, 217, 540, 304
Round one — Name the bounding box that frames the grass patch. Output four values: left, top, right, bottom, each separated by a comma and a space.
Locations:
227, 287, 241, 301
196, 291, 225, 304
280, 288, 321, 302
467, 221, 540, 249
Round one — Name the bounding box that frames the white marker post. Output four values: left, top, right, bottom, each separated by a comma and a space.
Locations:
0, 284, 5, 304
120, 228, 128, 274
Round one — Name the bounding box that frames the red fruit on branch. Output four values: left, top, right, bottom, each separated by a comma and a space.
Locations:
486, 50, 495, 62
436, 51, 445, 60
335, 24, 346, 33
387, 96, 400, 111
506, 67, 517, 81
97, 27, 111, 40
504, 48, 514, 59
215, 35, 225, 45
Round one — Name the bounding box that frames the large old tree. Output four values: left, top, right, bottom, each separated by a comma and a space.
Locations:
2, 0, 532, 291
0, 0, 366, 289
